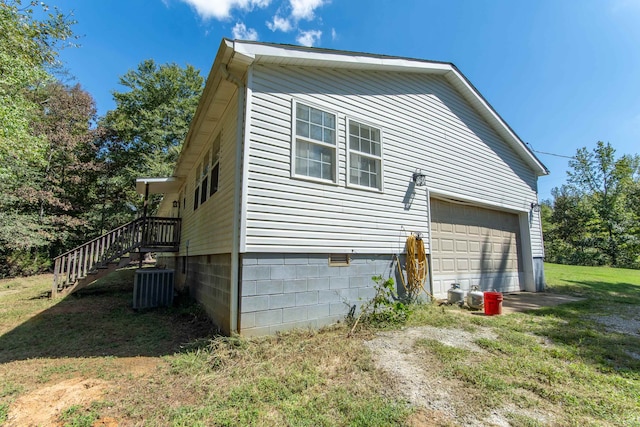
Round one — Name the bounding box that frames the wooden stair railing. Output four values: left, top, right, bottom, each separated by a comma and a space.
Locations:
52, 217, 181, 297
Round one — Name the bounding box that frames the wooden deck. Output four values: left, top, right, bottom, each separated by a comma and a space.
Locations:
52, 217, 180, 297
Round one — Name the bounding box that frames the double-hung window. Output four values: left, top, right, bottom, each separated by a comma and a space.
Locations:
209, 134, 220, 196
293, 102, 337, 183
348, 119, 383, 190
200, 149, 210, 205
193, 163, 201, 210
194, 133, 222, 211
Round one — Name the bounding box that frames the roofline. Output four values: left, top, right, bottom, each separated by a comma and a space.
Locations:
168, 39, 548, 188
227, 39, 548, 176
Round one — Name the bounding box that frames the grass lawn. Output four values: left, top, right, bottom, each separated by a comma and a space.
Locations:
1, 263, 639, 426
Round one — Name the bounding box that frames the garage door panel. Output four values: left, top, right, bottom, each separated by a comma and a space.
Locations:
457, 259, 469, 270
455, 240, 468, 252
430, 199, 523, 297
440, 239, 454, 252
440, 223, 453, 232
441, 258, 455, 272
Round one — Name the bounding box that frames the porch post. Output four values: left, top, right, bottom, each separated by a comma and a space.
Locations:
140, 182, 149, 268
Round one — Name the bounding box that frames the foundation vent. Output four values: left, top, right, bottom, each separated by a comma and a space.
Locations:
329, 254, 350, 266
133, 269, 175, 309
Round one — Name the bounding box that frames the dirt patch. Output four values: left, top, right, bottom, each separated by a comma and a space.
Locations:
365, 325, 555, 426
591, 305, 640, 338
6, 378, 109, 427
365, 326, 500, 426
113, 356, 161, 377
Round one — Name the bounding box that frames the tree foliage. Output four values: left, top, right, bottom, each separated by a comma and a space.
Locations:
0, 0, 75, 171
0, 5, 204, 278
543, 142, 640, 268
0, 1, 85, 276
98, 60, 203, 228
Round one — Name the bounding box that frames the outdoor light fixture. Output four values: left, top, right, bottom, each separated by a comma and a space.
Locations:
172, 200, 179, 208
412, 169, 427, 187
530, 202, 541, 213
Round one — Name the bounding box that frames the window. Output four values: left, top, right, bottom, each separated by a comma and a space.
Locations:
293, 102, 337, 182
193, 163, 201, 210
200, 149, 210, 205
194, 133, 221, 211
209, 134, 220, 196
348, 119, 383, 190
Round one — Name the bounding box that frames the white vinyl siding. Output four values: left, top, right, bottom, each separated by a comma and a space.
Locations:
178, 94, 238, 256
244, 65, 542, 255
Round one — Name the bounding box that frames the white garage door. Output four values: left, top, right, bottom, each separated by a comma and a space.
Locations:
430, 198, 523, 298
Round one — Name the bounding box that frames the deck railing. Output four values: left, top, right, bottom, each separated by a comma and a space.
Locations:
52, 217, 181, 296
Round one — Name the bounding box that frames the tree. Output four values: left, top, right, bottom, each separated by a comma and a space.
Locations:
31, 82, 102, 246
0, 1, 78, 276
99, 60, 203, 227
567, 141, 636, 266
0, 0, 75, 173
544, 142, 639, 268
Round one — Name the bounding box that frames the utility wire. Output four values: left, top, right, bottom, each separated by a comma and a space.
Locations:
525, 142, 576, 160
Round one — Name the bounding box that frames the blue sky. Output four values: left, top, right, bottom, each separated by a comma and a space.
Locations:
51, 0, 640, 200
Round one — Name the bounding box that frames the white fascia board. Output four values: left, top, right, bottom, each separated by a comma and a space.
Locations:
135, 177, 183, 195
232, 40, 451, 74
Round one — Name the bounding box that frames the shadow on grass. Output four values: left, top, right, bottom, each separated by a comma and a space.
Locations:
529, 280, 640, 374
0, 269, 218, 363
550, 279, 640, 302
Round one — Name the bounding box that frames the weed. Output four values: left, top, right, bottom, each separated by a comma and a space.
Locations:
59, 404, 99, 427
505, 412, 546, 427
348, 275, 412, 334
0, 403, 7, 424
414, 338, 470, 362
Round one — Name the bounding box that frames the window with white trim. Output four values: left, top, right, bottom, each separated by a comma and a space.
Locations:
348, 119, 383, 190
209, 134, 220, 197
293, 102, 337, 183
193, 163, 201, 210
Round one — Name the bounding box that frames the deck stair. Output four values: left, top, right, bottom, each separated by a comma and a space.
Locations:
52, 217, 180, 297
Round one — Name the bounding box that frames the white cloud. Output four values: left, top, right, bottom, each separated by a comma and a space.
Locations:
232, 22, 259, 40
331, 27, 337, 40
178, 0, 271, 20
267, 15, 293, 32
296, 29, 322, 47
290, 0, 327, 20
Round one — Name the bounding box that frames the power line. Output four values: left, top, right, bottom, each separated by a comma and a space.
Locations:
531, 149, 576, 160
525, 142, 576, 160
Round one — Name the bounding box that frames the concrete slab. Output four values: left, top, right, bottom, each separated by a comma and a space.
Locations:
500, 292, 583, 314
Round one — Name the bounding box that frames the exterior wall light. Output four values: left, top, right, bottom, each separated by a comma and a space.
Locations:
412, 170, 427, 186
530, 202, 541, 212
172, 200, 179, 208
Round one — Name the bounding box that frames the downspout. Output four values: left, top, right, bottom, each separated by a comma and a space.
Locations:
222, 63, 245, 334
425, 187, 434, 299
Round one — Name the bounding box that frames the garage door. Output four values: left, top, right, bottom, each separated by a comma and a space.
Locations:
430, 198, 522, 298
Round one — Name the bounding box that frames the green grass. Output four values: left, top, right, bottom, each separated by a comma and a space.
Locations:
1, 263, 640, 426
407, 263, 640, 426
0, 271, 411, 426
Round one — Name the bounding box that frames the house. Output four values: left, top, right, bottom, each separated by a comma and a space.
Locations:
58, 39, 548, 336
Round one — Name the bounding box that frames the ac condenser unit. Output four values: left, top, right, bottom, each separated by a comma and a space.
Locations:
133, 269, 175, 309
